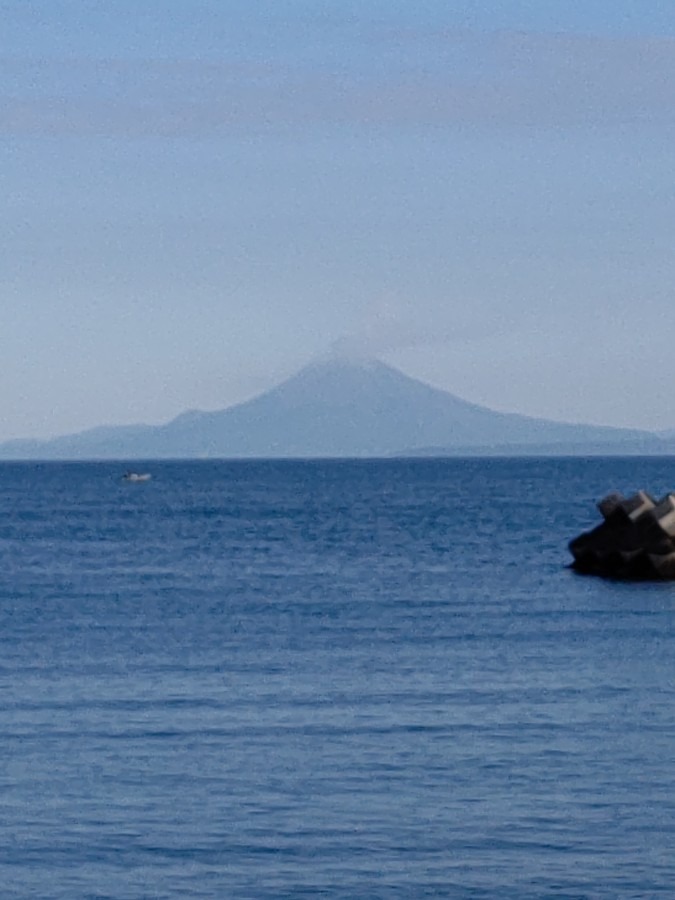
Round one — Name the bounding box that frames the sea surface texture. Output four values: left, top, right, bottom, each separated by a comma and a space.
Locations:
1, 457, 674, 899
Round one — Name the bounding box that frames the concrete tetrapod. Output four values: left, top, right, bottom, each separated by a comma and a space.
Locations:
569, 491, 675, 579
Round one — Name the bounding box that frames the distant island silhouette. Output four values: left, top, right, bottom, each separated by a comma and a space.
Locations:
0, 357, 668, 459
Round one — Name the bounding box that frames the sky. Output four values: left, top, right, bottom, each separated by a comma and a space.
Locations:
2, 0, 675, 439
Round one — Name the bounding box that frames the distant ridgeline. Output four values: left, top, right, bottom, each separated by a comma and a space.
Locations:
570, 491, 675, 580
0, 358, 672, 459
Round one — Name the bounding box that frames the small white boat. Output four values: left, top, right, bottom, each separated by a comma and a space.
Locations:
123, 472, 152, 483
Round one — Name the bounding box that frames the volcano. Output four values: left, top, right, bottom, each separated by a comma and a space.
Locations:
0, 357, 664, 459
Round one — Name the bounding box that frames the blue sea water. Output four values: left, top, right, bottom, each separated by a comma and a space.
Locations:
1, 457, 675, 899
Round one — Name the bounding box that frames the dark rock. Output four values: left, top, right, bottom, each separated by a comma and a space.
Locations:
569, 491, 675, 580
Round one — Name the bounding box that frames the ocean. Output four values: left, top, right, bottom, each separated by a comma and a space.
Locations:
1, 457, 674, 899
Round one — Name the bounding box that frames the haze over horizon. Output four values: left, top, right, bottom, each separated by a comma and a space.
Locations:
3, 1, 675, 441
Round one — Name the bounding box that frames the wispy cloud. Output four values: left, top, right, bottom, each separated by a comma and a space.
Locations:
328, 295, 521, 361
2, 28, 675, 138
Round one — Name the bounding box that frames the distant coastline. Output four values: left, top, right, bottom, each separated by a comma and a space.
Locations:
0, 358, 670, 461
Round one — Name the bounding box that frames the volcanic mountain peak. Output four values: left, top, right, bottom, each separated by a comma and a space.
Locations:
0, 356, 664, 459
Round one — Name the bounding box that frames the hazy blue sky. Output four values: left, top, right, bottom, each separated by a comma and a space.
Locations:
2, 0, 675, 439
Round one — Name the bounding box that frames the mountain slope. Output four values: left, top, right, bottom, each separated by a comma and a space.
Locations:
0, 358, 665, 459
